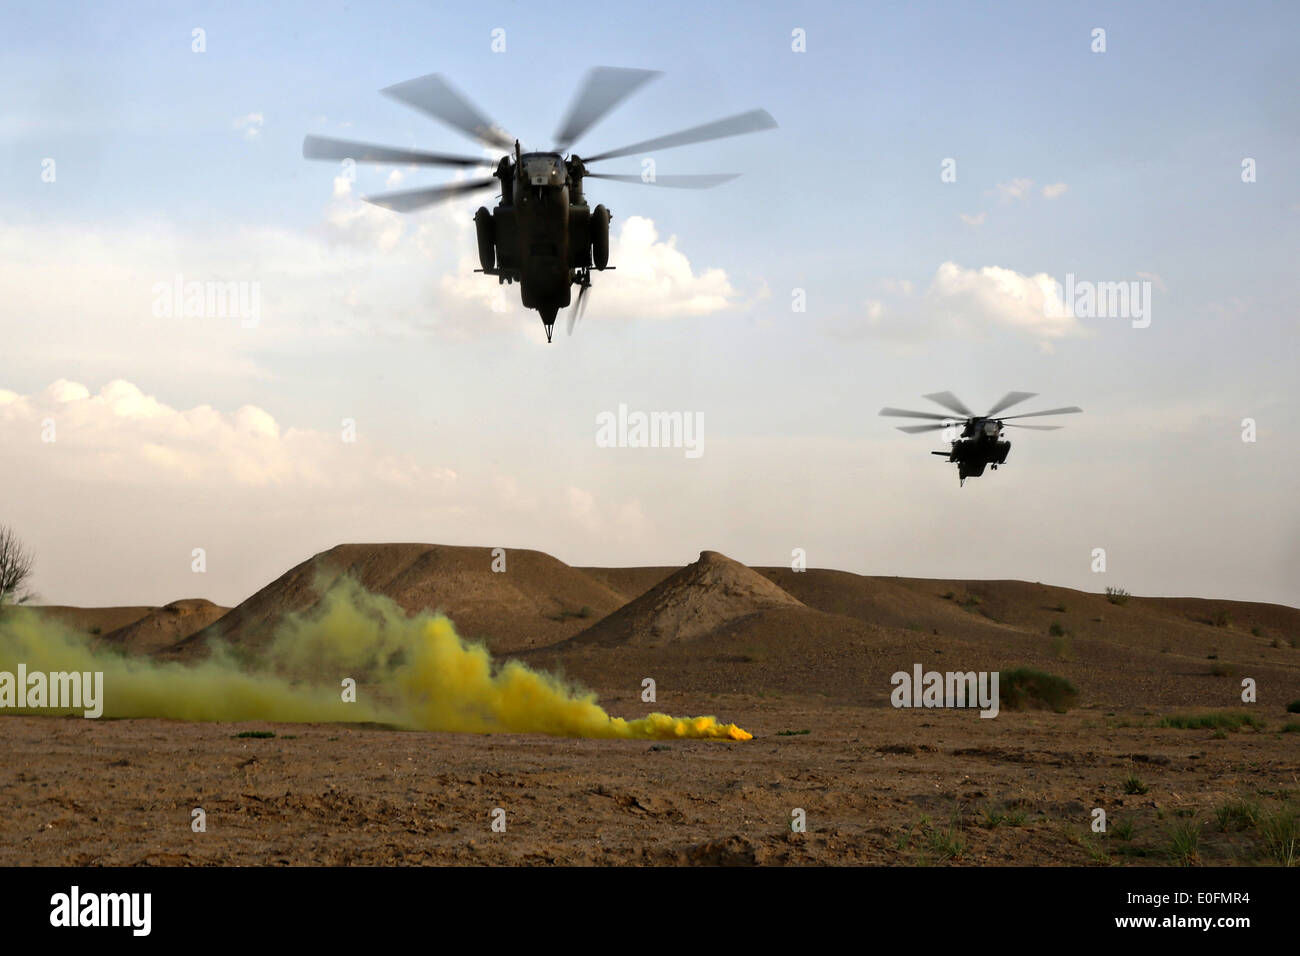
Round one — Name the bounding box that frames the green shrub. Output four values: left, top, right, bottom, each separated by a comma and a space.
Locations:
1286, 700, 1300, 714
1159, 711, 1265, 732
1123, 775, 1149, 795
925, 820, 966, 862
999, 668, 1078, 713
548, 606, 595, 621
1167, 820, 1201, 866
1105, 586, 1130, 606
1048, 622, 1065, 637
1215, 800, 1260, 832
1256, 810, 1299, 866
980, 806, 1007, 829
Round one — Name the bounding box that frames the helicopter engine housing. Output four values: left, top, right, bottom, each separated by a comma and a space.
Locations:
473, 207, 495, 271
591, 204, 611, 270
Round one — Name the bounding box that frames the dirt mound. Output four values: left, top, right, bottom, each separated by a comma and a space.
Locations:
757, 568, 1011, 634
564, 550, 805, 648
97, 599, 228, 654
33, 605, 155, 636
162, 543, 628, 660
26, 547, 1300, 711
524, 604, 939, 702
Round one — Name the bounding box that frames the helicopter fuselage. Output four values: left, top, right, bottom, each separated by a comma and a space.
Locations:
473, 150, 610, 340
932, 421, 1011, 482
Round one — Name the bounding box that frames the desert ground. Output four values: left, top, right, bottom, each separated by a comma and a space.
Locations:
4, 544, 1298, 866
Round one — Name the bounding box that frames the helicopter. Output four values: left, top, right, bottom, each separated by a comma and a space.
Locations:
302, 68, 776, 342
880, 392, 1082, 485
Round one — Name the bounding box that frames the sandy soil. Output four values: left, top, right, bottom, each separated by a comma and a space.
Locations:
2, 696, 1295, 866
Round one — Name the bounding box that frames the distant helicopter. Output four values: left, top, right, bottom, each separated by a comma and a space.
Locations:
302, 67, 776, 342
880, 392, 1082, 485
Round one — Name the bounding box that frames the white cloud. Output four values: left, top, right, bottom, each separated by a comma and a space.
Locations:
565, 486, 650, 537
927, 261, 1084, 337
1042, 182, 1069, 199
1136, 270, 1167, 293
325, 174, 405, 252
594, 217, 737, 319
233, 112, 264, 140
0, 378, 456, 489
991, 178, 1033, 202
959, 211, 987, 226
1, 378, 656, 604
829, 261, 1087, 344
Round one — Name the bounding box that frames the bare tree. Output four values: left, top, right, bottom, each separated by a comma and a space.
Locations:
0, 525, 35, 607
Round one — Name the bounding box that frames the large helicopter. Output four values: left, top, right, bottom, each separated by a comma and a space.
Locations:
302, 68, 776, 342
880, 392, 1082, 485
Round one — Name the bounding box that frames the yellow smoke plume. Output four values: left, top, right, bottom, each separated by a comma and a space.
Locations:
0, 579, 751, 741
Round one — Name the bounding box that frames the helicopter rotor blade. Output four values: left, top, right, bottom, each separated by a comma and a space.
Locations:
896, 423, 951, 434
984, 391, 1038, 417
553, 67, 662, 153
567, 279, 592, 336
582, 109, 777, 163
923, 391, 976, 418
380, 73, 514, 150
302, 135, 496, 168
585, 172, 740, 189
1002, 423, 1065, 430
362, 178, 496, 213
880, 407, 960, 421
999, 406, 1083, 420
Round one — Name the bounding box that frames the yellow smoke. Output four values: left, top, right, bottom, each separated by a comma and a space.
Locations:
0, 580, 751, 741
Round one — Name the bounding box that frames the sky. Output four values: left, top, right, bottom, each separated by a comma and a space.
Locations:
2, 0, 1298, 608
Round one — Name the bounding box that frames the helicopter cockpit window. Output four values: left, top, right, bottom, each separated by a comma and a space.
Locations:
522, 155, 564, 187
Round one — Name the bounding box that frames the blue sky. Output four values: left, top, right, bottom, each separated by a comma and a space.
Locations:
2, 1, 1298, 606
